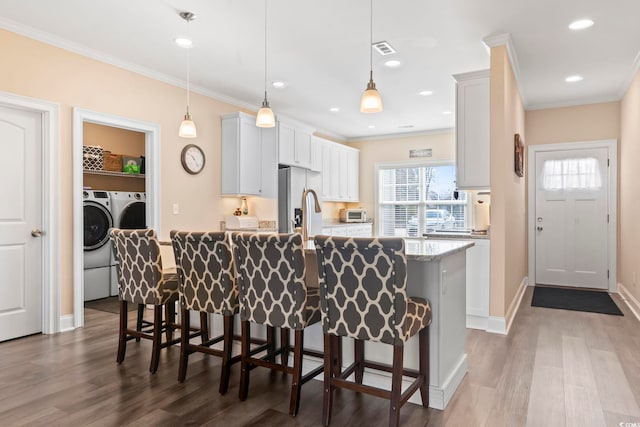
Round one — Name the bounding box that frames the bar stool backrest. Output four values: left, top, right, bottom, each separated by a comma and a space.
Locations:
170, 231, 237, 315
314, 236, 408, 345
110, 228, 164, 305
231, 233, 310, 330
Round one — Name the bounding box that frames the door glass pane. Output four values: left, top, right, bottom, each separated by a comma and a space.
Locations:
542, 157, 602, 191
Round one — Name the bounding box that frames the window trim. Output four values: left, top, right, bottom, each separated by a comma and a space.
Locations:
375, 160, 471, 237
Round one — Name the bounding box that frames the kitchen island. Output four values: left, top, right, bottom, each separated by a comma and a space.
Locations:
202, 237, 473, 410
302, 238, 473, 410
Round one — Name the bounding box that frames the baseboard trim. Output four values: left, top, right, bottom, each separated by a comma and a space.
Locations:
487, 276, 528, 335
301, 353, 466, 410
619, 283, 640, 323
466, 314, 489, 330
59, 314, 75, 332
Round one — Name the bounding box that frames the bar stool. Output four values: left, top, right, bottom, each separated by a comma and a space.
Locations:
109, 228, 180, 373
231, 232, 324, 416
170, 230, 240, 393
314, 236, 432, 427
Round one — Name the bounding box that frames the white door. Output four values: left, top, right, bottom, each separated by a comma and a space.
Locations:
535, 148, 608, 289
0, 105, 43, 341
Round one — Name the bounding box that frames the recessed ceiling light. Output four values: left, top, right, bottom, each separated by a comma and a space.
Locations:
174, 37, 193, 48
419, 90, 433, 96
384, 59, 402, 68
442, 111, 452, 115
329, 107, 340, 112
368, 125, 376, 129
565, 75, 584, 83
569, 19, 594, 30
271, 81, 286, 88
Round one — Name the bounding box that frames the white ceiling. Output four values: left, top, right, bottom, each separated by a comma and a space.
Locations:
1, 0, 638, 140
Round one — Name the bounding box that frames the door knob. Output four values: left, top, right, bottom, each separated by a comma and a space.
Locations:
31, 229, 43, 237
536, 226, 543, 231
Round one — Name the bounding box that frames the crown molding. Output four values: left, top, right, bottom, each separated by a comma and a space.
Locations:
452, 69, 490, 82
483, 33, 529, 108
526, 95, 621, 111
618, 48, 640, 99
346, 127, 454, 143
0, 17, 262, 112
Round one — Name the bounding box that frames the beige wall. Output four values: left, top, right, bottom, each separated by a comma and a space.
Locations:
489, 46, 527, 317
620, 69, 640, 302
347, 132, 455, 227
525, 102, 620, 146
0, 29, 278, 315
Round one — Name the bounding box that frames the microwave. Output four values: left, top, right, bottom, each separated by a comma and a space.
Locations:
339, 209, 367, 223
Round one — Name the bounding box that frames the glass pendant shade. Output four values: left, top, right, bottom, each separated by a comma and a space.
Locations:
360, 75, 383, 113
256, 96, 275, 128
179, 112, 197, 138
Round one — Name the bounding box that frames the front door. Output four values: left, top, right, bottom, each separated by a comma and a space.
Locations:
535, 147, 608, 289
0, 105, 43, 341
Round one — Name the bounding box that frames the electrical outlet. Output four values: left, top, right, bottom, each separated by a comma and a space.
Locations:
172, 203, 179, 215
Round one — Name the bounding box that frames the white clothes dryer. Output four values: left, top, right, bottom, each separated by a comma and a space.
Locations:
83, 190, 113, 301
109, 192, 146, 296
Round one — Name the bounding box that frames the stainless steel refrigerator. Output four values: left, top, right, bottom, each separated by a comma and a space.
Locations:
278, 166, 322, 235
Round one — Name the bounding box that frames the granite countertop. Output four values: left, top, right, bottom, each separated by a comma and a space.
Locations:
304, 238, 474, 261
424, 231, 489, 240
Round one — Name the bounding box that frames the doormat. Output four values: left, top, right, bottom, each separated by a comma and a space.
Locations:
85, 296, 137, 314
531, 286, 623, 316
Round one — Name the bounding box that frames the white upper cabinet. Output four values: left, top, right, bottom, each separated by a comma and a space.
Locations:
309, 136, 323, 172
221, 112, 277, 198
454, 70, 490, 190
277, 119, 313, 169
315, 136, 359, 202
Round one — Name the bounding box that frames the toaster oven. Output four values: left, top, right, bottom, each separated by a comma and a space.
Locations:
339, 209, 367, 223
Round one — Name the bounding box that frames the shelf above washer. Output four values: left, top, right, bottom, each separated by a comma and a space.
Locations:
83, 169, 145, 179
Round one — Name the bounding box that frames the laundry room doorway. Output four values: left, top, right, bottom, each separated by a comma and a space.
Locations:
73, 108, 160, 328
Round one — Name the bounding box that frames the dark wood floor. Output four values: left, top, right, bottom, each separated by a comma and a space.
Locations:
1, 287, 640, 426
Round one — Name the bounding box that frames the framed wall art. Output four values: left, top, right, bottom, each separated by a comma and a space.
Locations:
514, 133, 524, 177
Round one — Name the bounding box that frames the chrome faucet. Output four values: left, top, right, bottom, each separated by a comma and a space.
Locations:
301, 188, 321, 242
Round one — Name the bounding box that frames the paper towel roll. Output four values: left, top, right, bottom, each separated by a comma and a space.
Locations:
473, 201, 490, 231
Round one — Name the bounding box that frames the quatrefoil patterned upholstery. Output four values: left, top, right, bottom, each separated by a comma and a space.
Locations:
170, 230, 238, 316
314, 235, 432, 346
110, 228, 179, 305
231, 233, 321, 330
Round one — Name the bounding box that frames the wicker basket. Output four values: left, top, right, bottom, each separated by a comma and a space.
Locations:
103, 151, 123, 172
82, 145, 103, 170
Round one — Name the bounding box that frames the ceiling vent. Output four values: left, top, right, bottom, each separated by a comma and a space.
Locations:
372, 41, 396, 56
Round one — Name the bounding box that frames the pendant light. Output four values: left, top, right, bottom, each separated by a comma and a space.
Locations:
256, 0, 275, 128
178, 11, 197, 138
360, 0, 383, 113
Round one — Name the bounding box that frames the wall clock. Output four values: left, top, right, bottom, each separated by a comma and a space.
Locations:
181, 144, 205, 175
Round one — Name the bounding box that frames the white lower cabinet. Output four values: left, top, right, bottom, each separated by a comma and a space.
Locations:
465, 239, 490, 330
321, 223, 372, 237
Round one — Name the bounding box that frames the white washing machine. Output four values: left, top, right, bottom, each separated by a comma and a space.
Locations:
109, 192, 146, 296
83, 190, 113, 301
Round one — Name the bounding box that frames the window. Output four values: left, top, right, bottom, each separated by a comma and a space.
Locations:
542, 157, 602, 191
378, 163, 469, 237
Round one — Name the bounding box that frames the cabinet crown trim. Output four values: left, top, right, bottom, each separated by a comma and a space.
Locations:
453, 69, 490, 82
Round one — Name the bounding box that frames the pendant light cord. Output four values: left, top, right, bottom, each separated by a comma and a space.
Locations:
369, 0, 373, 77
264, 0, 268, 101
186, 17, 191, 115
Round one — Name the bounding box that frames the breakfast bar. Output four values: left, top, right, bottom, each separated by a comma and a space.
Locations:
304, 238, 473, 410
199, 237, 473, 410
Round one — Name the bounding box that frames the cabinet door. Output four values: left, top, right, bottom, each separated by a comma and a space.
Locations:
260, 126, 277, 198
456, 73, 489, 189
466, 239, 490, 328
278, 121, 296, 166
338, 148, 349, 200
321, 142, 332, 199
330, 146, 341, 200
310, 137, 323, 172
347, 149, 359, 201
294, 130, 311, 168
239, 118, 262, 195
